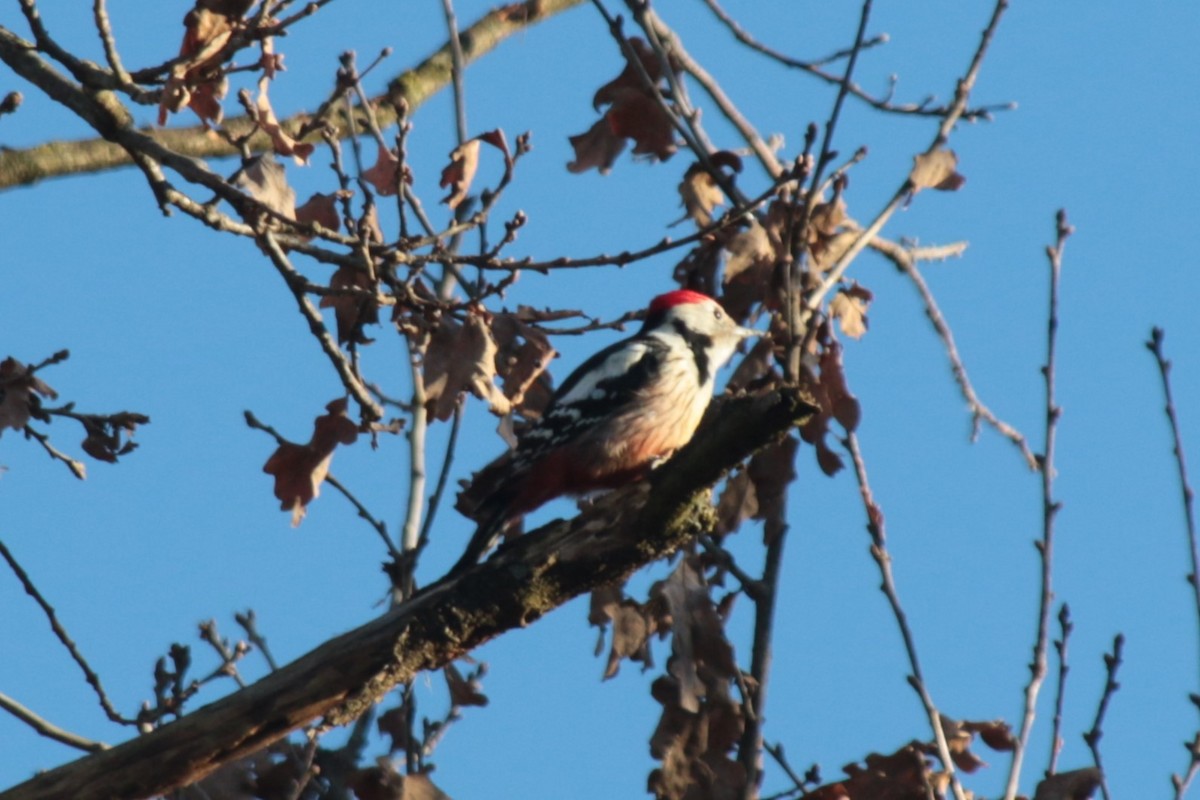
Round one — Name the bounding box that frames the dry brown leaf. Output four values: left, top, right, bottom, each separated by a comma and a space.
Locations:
363, 144, 408, 197
567, 116, 628, 175
348, 759, 448, 800
723, 219, 773, 284
1033, 767, 1103, 800
607, 88, 676, 160
157, 4, 241, 126
714, 468, 757, 536
910, 149, 966, 192
592, 37, 666, 109
423, 311, 512, 421
319, 265, 379, 345
605, 600, 655, 679
748, 436, 797, 545
262, 398, 359, 526
829, 284, 873, 340
237, 156, 295, 219
678, 163, 725, 227
0, 357, 57, 434
444, 663, 489, 707
657, 557, 737, 714
489, 311, 557, 418
253, 82, 314, 165
440, 139, 481, 209
294, 191, 343, 233
376, 704, 411, 754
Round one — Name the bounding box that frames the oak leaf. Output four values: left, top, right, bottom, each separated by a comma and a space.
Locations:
252, 82, 314, 165
678, 163, 725, 227
829, 283, 873, 340
237, 155, 295, 220
444, 663, 489, 708
157, 3, 243, 126
363, 144, 408, 197
319, 265, 379, 345
422, 311, 512, 421
910, 149, 966, 192
0, 357, 56, 434
262, 398, 359, 526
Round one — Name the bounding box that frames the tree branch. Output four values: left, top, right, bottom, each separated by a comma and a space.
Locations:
0, 388, 816, 800
0, 0, 585, 190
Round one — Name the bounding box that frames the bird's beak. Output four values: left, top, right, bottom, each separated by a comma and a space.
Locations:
738, 326, 764, 339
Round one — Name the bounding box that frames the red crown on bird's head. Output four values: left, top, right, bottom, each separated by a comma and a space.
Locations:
648, 289, 712, 315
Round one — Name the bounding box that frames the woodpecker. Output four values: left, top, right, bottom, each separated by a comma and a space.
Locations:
450, 289, 759, 574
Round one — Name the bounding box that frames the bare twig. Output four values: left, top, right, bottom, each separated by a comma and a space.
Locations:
0, 692, 108, 753
234, 609, 279, 672
842, 434, 968, 800
0, 540, 134, 726
1003, 208, 1073, 800
1048, 603, 1073, 776
867, 232, 1038, 469
1147, 327, 1200, 662
399, 333, 431, 598
700, 0, 1011, 122
440, 0, 469, 145
257, 230, 384, 422
20, 424, 87, 479
1147, 327, 1200, 800
802, 0, 1011, 329
1082, 634, 1123, 800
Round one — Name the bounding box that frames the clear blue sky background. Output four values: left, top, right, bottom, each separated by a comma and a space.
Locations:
2, 1, 1199, 798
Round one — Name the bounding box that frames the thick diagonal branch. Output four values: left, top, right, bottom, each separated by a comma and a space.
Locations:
0, 388, 815, 800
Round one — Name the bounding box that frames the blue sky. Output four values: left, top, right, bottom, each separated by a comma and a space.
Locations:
2, 1, 1199, 798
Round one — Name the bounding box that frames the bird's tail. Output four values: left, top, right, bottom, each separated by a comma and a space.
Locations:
447, 506, 511, 577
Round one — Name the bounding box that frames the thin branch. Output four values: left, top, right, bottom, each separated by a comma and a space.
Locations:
0, 692, 108, 754
1047, 603, 1073, 776
1003, 208, 1072, 800
0, 0, 587, 190
842, 433, 968, 800
257, 230, 384, 422
0, 540, 134, 726
21, 424, 87, 479
399, 333, 430, 595
234, 609, 279, 672
1147, 327, 1200, 666
1082, 634, 1123, 800
802, 0, 1010, 329
867, 232, 1038, 469
90, 0, 131, 87
700, 0, 1010, 122
440, 0, 469, 146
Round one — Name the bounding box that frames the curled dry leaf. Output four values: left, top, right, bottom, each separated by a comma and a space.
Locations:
748, 435, 798, 545
910, 149, 966, 193
252, 82, 314, 165
656, 556, 737, 713
262, 398, 359, 526
799, 339, 860, 476
568, 37, 677, 174
294, 191, 343, 233
678, 163, 725, 227
237, 155, 295, 220
1032, 767, 1103, 800
363, 144, 408, 197
422, 310, 512, 421
0, 356, 57, 433
375, 703, 411, 754
440, 129, 512, 209
444, 663, 489, 708
714, 467, 757, 537
440, 139, 481, 210
567, 117, 627, 175
489, 310, 558, 419
158, 2, 247, 126
829, 283, 873, 340
349, 759, 451, 800
723, 218, 773, 284
319, 265, 379, 345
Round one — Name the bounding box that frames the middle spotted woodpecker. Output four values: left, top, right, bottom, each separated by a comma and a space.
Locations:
450, 289, 759, 574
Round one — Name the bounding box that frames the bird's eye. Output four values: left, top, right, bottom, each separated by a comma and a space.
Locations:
713, 307, 724, 321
